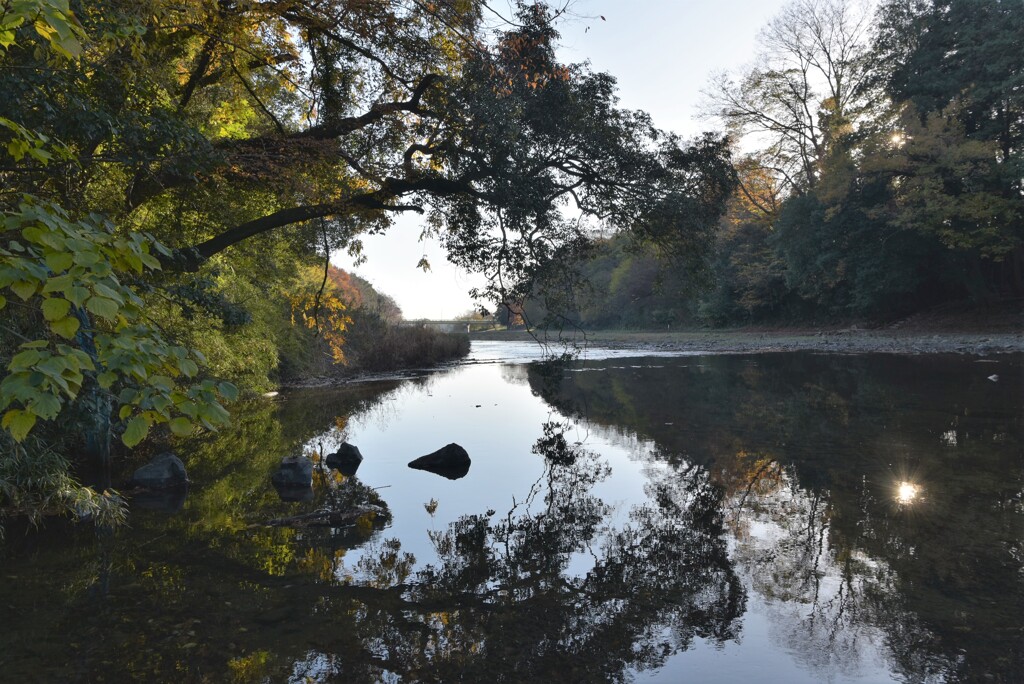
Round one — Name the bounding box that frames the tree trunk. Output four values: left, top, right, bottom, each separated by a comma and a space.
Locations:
73, 307, 112, 490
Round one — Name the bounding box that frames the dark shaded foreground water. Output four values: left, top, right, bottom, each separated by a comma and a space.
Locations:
1, 343, 1021, 683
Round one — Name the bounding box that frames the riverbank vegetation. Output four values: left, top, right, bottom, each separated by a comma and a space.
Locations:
275, 265, 469, 384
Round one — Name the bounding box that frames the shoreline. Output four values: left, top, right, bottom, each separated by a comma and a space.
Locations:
468, 328, 1024, 356
280, 328, 1022, 391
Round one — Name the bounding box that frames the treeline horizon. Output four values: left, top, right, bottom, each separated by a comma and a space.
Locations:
521, 0, 1022, 329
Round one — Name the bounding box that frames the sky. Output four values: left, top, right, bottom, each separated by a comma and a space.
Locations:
332, 0, 791, 320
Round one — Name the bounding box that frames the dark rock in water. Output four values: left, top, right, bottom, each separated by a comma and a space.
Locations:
271, 455, 313, 489
132, 487, 188, 513
410, 443, 470, 469
273, 483, 314, 502
411, 460, 470, 480
326, 443, 363, 476
130, 452, 188, 489
408, 443, 471, 480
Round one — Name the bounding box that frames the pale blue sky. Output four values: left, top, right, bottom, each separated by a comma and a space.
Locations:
333, 0, 791, 319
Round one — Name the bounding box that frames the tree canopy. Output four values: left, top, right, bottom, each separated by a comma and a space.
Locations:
590, 0, 1023, 328
0, 0, 736, 526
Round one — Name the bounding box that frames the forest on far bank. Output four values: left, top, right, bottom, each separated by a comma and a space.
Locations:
518, 0, 1022, 330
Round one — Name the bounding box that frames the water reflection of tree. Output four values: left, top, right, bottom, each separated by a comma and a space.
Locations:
721, 458, 941, 680
0, 396, 744, 683
5, 355, 1020, 682
0, 382, 406, 682
529, 353, 1024, 683
318, 424, 745, 682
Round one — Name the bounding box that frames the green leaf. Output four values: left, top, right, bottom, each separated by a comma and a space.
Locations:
123, 253, 143, 273
44, 251, 74, 272
7, 139, 29, 161
150, 239, 172, 257
50, 315, 80, 339
92, 282, 124, 304
30, 393, 61, 420
0, 294, 6, 309
152, 395, 171, 414
62, 369, 83, 393
11, 280, 37, 300
73, 250, 99, 267
139, 252, 161, 270
168, 416, 193, 437
42, 273, 73, 293
179, 358, 199, 378
37, 355, 68, 376
9, 349, 42, 369
41, 296, 70, 321
68, 350, 94, 372
97, 371, 117, 388
217, 381, 239, 401
2, 409, 37, 441
200, 402, 230, 425
121, 415, 149, 447
67, 286, 89, 306
21, 225, 46, 245
28, 147, 52, 164
118, 404, 133, 420
85, 295, 119, 321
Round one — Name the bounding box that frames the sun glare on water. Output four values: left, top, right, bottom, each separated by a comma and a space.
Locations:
896, 481, 920, 505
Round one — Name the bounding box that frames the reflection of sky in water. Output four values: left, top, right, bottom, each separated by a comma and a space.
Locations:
707, 472, 899, 683
301, 362, 651, 576
630, 463, 905, 683
3, 345, 1020, 682
297, 346, 914, 682
285, 345, 1023, 682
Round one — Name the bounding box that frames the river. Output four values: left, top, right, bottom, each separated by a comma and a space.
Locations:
1, 341, 1021, 682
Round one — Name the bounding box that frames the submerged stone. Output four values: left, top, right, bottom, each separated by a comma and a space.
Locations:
272, 483, 314, 502
132, 487, 188, 512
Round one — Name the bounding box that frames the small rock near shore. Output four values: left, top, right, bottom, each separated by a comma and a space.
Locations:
131, 452, 188, 489
326, 443, 363, 476
271, 455, 314, 488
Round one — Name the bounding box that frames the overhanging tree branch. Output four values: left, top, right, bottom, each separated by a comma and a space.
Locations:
295, 73, 444, 140
172, 174, 487, 269
125, 74, 446, 210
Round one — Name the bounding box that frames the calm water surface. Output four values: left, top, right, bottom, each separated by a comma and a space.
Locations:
1, 342, 1021, 683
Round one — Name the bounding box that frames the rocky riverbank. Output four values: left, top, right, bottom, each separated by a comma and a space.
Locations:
470, 328, 1023, 355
